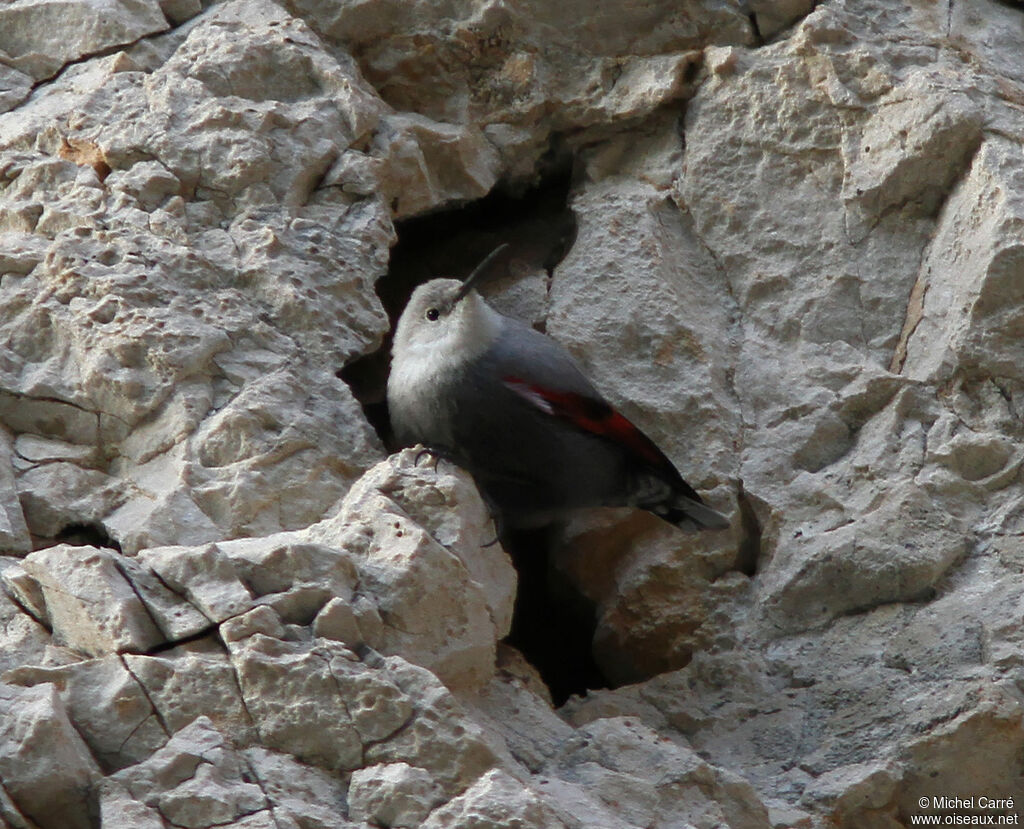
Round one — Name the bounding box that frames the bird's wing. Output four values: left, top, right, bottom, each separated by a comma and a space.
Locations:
500, 374, 704, 503
487, 317, 707, 504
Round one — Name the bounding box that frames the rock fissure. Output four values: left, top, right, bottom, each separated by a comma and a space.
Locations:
236, 755, 287, 829
118, 654, 172, 738
111, 560, 182, 643
136, 564, 216, 627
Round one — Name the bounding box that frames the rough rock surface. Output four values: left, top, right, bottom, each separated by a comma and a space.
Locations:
1, 0, 1023, 827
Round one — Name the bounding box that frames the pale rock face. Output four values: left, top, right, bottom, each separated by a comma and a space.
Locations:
1, 0, 391, 553
5, 656, 169, 770
0, 0, 171, 82
11, 545, 166, 655
0, 65, 34, 115
310, 448, 516, 688
348, 762, 444, 827
103, 717, 269, 827
241, 746, 353, 829
421, 769, 566, 829
0, 682, 101, 829
123, 650, 258, 743
227, 634, 412, 771
0, 431, 31, 553
902, 136, 1024, 384
136, 543, 253, 623
0, 0, 1023, 826
0, 559, 50, 672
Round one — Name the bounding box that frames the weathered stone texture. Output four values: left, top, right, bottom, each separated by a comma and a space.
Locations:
1, 0, 1023, 826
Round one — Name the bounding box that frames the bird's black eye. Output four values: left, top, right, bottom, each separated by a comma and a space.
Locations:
425, 308, 440, 321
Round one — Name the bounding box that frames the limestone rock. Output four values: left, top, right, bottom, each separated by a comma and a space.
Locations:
99, 780, 170, 829
893, 685, 1024, 821
219, 604, 289, 644
0, 0, 169, 81
371, 114, 501, 218
545, 717, 770, 829
0, 0, 391, 553
553, 509, 746, 685
311, 449, 516, 689
218, 538, 358, 626
227, 634, 412, 772
115, 554, 213, 642
842, 74, 984, 240
286, 0, 752, 193
12, 544, 165, 655
348, 762, 444, 828
0, 560, 50, 672
123, 651, 259, 745
241, 746, 353, 829
4, 656, 167, 770
902, 135, 1024, 384
362, 655, 503, 797
16, 461, 127, 540
461, 646, 573, 773
1, 0, 1024, 825
363, 450, 514, 637
0, 431, 30, 554
0, 65, 33, 115
0, 682, 101, 829
949, 0, 1024, 87
422, 769, 567, 829
105, 717, 271, 828
13, 432, 101, 467
136, 543, 253, 624
311, 596, 367, 646
759, 482, 969, 632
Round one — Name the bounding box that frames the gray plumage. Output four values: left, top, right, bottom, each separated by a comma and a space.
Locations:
387, 277, 729, 532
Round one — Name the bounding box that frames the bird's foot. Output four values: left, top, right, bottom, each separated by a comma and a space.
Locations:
413, 445, 452, 472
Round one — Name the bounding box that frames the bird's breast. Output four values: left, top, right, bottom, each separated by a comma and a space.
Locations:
387, 345, 463, 448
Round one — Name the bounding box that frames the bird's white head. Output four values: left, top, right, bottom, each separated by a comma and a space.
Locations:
391, 244, 510, 367
392, 278, 500, 365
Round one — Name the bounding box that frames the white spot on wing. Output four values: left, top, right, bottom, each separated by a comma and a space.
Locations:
503, 379, 555, 414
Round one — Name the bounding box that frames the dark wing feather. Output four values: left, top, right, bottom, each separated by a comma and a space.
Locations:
487, 317, 727, 530
501, 375, 704, 504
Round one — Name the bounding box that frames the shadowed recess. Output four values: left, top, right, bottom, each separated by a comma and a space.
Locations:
340, 160, 577, 445
41, 522, 123, 553
504, 526, 609, 705
342, 161, 614, 704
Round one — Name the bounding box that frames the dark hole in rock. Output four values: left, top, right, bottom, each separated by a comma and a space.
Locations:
504, 526, 609, 706
733, 481, 762, 577
51, 522, 122, 553
342, 157, 611, 704
145, 624, 219, 655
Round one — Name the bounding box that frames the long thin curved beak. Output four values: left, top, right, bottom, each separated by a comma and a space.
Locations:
454, 243, 511, 302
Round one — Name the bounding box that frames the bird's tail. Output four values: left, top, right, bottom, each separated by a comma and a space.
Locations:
663, 494, 730, 531
630, 470, 730, 531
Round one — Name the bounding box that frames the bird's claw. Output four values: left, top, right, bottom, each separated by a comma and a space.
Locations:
414, 446, 445, 472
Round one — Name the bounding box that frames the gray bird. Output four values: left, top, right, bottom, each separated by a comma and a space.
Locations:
387, 247, 729, 532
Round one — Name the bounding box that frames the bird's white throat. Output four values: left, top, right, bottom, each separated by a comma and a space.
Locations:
393, 292, 501, 382
388, 292, 503, 445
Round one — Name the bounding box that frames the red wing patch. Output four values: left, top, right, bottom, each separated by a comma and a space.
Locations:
503, 376, 673, 473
